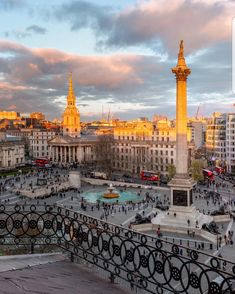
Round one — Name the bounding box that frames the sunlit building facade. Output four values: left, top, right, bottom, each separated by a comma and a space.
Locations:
112, 119, 193, 175
206, 112, 226, 164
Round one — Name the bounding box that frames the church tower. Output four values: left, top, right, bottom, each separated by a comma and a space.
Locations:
62, 73, 81, 138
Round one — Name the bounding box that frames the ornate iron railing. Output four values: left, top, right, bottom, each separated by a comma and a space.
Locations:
0, 204, 234, 293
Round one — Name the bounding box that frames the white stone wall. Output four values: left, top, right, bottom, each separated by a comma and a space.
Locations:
69, 171, 81, 188
29, 131, 56, 158
226, 113, 235, 173
112, 131, 176, 175
0, 143, 25, 169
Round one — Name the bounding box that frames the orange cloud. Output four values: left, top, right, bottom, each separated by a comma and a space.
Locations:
0, 81, 29, 91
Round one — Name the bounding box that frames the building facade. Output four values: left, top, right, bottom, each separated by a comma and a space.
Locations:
0, 141, 25, 169
30, 112, 45, 121
0, 111, 20, 120
205, 112, 235, 173
112, 119, 193, 176
226, 113, 235, 173
206, 112, 226, 165
29, 130, 57, 158
188, 120, 206, 149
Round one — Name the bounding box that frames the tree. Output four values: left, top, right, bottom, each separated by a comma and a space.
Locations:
94, 134, 114, 176
191, 159, 206, 182
167, 164, 176, 179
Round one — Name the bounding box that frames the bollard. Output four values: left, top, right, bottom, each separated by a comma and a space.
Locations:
201, 242, 204, 250
180, 239, 182, 245
30, 243, 34, 254
109, 273, 115, 284
210, 243, 213, 250
70, 252, 74, 262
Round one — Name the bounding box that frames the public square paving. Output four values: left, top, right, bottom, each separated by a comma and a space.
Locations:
1, 167, 235, 292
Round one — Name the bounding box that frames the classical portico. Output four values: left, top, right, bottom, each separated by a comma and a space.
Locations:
48, 73, 98, 165
48, 136, 96, 165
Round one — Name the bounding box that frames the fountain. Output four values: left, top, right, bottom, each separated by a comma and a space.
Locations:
103, 183, 120, 199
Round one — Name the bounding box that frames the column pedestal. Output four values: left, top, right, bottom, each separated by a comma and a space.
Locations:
152, 177, 213, 230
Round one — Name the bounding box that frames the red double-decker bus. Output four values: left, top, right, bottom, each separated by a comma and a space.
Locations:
215, 166, 224, 174
203, 169, 214, 181
35, 158, 50, 168
140, 170, 159, 182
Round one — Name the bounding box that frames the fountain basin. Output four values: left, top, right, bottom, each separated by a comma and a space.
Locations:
81, 188, 142, 204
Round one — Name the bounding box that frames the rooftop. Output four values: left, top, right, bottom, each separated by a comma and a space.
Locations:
0, 253, 129, 294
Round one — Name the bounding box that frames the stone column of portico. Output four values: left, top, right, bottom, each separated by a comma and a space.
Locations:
76, 146, 80, 163
75, 146, 77, 162
64, 146, 67, 163
72, 146, 76, 162
59, 146, 61, 163
54, 147, 56, 163
69, 146, 71, 162
58, 146, 60, 163
52, 146, 54, 162
70, 146, 72, 163
60, 146, 64, 163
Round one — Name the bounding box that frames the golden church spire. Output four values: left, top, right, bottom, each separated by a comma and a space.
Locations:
63, 72, 81, 138
68, 72, 74, 97
67, 72, 75, 107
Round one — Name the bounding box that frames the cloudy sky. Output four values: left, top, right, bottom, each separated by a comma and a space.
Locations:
0, 0, 234, 121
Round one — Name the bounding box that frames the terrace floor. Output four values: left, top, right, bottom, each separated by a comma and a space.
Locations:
0, 253, 130, 294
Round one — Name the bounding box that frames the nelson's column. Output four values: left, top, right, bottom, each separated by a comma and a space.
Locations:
169, 40, 195, 211
152, 41, 212, 230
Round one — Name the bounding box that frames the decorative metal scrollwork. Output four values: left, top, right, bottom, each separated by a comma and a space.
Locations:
0, 204, 234, 294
